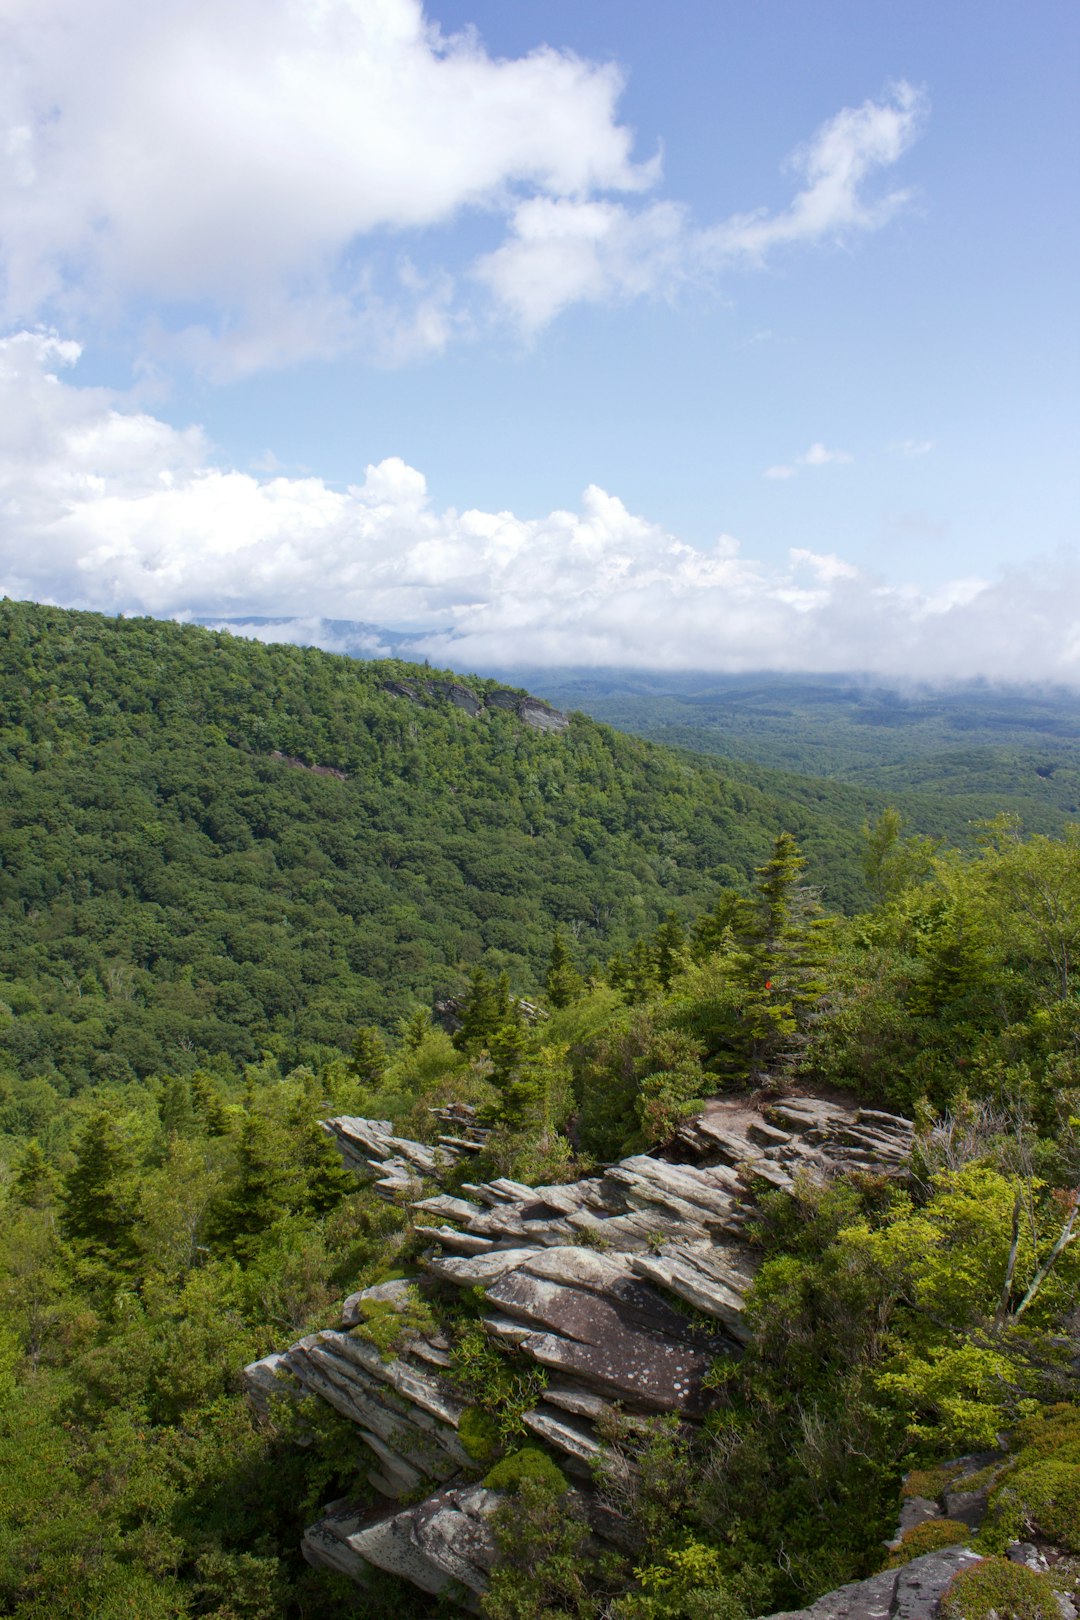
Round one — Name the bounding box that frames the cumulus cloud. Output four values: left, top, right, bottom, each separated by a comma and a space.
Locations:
705, 81, 926, 263
7, 330, 1076, 682
475, 83, 927, 334
0, 0, 926, 368
764, 442, 854, 479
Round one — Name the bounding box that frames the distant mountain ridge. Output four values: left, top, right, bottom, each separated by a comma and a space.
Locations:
203, 616, 1080, 828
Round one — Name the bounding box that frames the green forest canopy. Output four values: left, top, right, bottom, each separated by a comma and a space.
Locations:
2, 597, 934, 1093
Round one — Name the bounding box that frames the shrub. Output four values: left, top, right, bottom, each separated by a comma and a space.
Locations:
612, 1540, 756, 1620
885, 1519, 970, 1567
448, 1323, 548, 1443
484, 1446, 569, 1495
939, 1557, 1061, 1620
988, 1459, 1080, 1553
481, 1476, 590, 1619
981, 1402, 1080, 1553
350, 1284, 435, 1361
902, 1463, 966, 1502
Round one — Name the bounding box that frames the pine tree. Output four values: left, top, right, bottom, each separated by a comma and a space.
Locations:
211, 1113, 293, 1259
618, 938, 660, 1004
190, 1069, 230, 1135
12, 1138, 59, 1209
690, 889, 749, 962
159, 1074, 196, 1139
651, 912, 687, 990
453, 968, 506, 1053
730, 832, 832, 1081
398, 1006, 433, 1052
294, 1118, 357, 1215
61, 1108, 138, 1267
349, 1024, 388, 1084
544, 932, 584, 1010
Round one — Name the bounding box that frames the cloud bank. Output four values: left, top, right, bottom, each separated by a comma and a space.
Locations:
3, 330, 1076, 682
1, 0, 925, 370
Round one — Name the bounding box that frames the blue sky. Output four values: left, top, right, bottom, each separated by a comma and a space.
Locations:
1, 0, 1077, 677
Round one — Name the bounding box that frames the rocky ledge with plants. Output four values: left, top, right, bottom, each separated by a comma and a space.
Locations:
244, 1092, 916, 1603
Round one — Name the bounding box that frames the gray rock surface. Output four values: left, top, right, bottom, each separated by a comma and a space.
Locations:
247, 1091, 917, 1601
763, 1547, 983, 1620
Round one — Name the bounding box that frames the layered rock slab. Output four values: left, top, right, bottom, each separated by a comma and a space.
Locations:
246, 1090, 915, 1603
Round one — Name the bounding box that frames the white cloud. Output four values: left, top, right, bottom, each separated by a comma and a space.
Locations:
764, 442, 853, 479
891, 438, 935, 458
705, 81, 926, 263
800, 442, 853, 467
473, 197, 689, 332
8, 330, 1075, 682
475, 83, 927, 335
0, 1, 927, 368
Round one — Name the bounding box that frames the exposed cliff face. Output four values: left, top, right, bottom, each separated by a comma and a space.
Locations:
381, 678, 570, 733
243, 1094, 914, 1605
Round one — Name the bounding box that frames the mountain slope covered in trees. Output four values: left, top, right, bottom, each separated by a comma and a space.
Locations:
510, 667, 1080, 826
2, 598, 918, 1093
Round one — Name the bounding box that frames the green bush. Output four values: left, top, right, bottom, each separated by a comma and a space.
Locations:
613, 1540, 755, 1620
885, 1518, 971, 1567
939, 1557, 1061, 1620
988, 1459, 1080, 1553
484, 1446, 569, 1495
982, 1403, 1080, 1553
902, 1463, 966, 1502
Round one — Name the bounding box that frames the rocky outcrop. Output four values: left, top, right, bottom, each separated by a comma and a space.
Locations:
267, 749, 349, 779
244, 1094, 915, 1604
381, 678, 570, 734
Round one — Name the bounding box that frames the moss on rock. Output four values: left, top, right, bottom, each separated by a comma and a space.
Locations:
484, 1445, 569, 1495
885, 1518, 971, 1567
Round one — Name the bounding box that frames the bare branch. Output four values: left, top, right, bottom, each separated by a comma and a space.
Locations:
995, 1192, 1024, 1327
1013, 1186, 1080, 1319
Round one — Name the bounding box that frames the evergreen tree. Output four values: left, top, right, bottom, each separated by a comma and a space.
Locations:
453, 968, 511, 1054
651, 912, 687, 991
690, 889, 749, 962
398, 1007, 434, 1052
11, 1138, 59, 1209
159, 1074, 196, 1139
61, 1108, 139, 1268
544, 932, 584, 1010
731, 832, 832, 1080
294, 1117, 358, 1215
349, 1024, 388, 1085
190, 1069, 230, 1135
211, 1113, 293, 1259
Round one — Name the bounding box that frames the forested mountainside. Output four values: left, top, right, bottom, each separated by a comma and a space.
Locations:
1, 599, 1078, 1620
513, 668, 1080, 825
2, 599, 918, 1093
